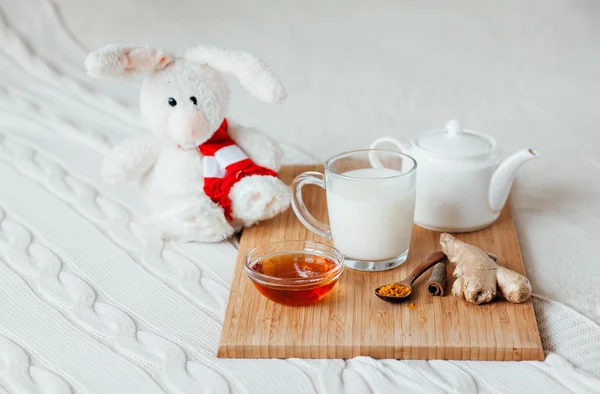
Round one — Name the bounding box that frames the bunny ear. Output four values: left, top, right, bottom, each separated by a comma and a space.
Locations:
85, 45, 175, 79
185, 46, 286, 103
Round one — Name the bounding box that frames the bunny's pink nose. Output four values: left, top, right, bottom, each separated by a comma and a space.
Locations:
168, 108, 209, 143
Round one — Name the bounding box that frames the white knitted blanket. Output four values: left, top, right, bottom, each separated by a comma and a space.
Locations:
0, 1, 599, 393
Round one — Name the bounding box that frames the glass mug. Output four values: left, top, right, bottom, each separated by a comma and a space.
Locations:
291, 149, 417, 271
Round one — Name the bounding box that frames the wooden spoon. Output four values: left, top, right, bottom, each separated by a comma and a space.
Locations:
375, 251, 447, 303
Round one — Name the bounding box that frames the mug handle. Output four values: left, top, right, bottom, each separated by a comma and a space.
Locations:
291, 171, 331, 239
368, 137, 409, 168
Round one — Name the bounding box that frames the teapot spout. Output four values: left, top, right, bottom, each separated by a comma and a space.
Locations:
489, 149, 539, 212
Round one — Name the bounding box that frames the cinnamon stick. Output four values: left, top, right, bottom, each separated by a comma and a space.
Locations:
426, 261, 447, 296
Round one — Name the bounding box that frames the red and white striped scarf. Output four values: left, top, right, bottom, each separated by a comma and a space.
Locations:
198, 119, 277, 221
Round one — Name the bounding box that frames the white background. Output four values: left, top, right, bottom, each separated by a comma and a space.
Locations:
55, 0, 600, 160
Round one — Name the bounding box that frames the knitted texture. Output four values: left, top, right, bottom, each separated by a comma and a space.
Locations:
0, 1, 599, 393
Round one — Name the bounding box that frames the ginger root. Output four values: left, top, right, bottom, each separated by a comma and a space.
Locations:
439, 233, 532, 304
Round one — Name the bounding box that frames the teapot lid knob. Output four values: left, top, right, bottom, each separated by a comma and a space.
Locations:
446, 119, 462, 136
416, 119, 495, 157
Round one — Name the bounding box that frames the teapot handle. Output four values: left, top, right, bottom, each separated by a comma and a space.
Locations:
369, 137, 409, 152
369, 137, 409, 168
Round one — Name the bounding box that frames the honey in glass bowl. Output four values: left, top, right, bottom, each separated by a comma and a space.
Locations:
245, 241, 344, 306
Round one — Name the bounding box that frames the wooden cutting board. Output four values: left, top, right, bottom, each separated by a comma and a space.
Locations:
218, 165, 544, 360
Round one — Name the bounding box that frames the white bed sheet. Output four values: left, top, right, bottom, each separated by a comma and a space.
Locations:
0, 0, 599, 393
52, 0, 600, 324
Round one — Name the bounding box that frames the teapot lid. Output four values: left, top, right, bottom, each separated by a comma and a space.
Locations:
415, 120, 494, 158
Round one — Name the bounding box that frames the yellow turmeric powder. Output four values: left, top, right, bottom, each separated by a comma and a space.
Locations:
377, 283, 411, 298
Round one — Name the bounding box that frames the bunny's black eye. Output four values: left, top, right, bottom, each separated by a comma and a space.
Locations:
168, 97, 177, 107
190, 96, 198, 106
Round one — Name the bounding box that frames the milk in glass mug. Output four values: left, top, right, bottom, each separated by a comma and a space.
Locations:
291, 149, 417, 271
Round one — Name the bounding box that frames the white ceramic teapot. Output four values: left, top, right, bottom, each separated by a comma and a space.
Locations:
370, 120, 539, 232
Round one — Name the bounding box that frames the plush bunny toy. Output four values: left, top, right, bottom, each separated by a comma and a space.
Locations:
85, 45, 291, 242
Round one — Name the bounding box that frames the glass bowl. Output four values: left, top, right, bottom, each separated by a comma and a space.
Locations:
245, 240, 344, 306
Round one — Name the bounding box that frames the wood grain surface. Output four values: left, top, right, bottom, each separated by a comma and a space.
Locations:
218, 165, 545, 360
